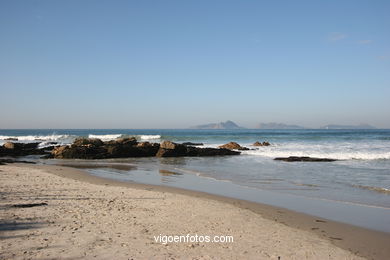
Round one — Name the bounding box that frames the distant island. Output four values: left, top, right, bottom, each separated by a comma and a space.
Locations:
190, 120, 244, 129
320, 124, 376, 130
190, 121, 377, 130
255, 122, 305, 129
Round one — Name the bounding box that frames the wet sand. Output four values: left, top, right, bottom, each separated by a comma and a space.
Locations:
1, 163, 389, 259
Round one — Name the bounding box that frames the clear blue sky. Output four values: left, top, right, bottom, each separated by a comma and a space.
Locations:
1, 0, 389, 128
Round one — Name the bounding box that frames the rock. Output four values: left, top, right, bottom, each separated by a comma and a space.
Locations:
4, 137, 18, 141
253, 141, 271, 146
52, 145, 107, 159
274, 156, 337, 162
219, 142, 249, 150
136, 142, 151, 148
136, 143, 160, 157
114, 137, 137, 146
182, 142, 204, 146
156, 141, 187, 157
160, 141, 177, 149
53, 137, 156, 159
157, 141, 241, 157
186, 147, 241, 156
72, 138, 104, 147
22, 143, 41, 149
135, 142, 160, 156
51, 146, 69, 158
1, 142, 45, 156
3, 142, 16, 149
52, 139, 241, 159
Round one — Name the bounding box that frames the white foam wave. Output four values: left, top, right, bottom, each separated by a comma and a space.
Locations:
139, 135, 161, 140
243, 142, 390, 160
88, 134, 122, 141
0, 134, 70, 142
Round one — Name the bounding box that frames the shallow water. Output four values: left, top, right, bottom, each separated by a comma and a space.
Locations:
44, 157, 390, 233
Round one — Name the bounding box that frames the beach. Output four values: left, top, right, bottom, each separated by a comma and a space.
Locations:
1, 164, 389, 259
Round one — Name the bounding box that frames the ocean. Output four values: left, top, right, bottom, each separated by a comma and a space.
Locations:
1, 129, 390, 231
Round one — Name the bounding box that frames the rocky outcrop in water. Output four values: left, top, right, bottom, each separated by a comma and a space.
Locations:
182, 142, 204, 146
274, 156, 337, 162
51, 138, 240, 159
253, 141, 270, 146
219, 142, 249, 150
0, 142, 51, 157
156, 141, 240, 157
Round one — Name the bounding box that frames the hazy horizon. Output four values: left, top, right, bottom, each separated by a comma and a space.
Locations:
1, 1, 389, 129
0, 121, 386, 130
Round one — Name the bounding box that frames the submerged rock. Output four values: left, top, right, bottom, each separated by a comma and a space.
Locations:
219, 142, 249, 150
274, 156, 337, 162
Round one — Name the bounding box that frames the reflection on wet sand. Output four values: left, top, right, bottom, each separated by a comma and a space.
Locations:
159, 169, 183, 176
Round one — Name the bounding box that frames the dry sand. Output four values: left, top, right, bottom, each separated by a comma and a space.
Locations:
0, 164, 388, 259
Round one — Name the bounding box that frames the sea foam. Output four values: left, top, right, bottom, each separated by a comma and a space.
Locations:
88, 134, 122, 141
0, 134, 71, 142
139, 135, 161, 140
241, 142, 390, 160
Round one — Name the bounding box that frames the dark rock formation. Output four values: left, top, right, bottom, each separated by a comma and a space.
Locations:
274, 156, 337, 162
156, 141, 240, 157
219, 142, 249, 150
4, 137, 18, 141
182, 142, 204, 146
45, 138, 241, 159
51, 137, 148, 159
185, 146, 240, 157
156, 141, 188, 157
253, 141, 271, 146
73, 138, 104, 147
2, 137, 242, 159
0, 142, 48, 156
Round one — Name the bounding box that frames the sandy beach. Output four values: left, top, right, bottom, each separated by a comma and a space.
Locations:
1, 164, 389, 259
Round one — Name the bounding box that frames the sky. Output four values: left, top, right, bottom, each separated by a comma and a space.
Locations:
0, 0, 389, 129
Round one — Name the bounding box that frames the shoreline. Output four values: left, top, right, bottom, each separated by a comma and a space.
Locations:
1, 163, 389, 259
17, 164, 390, 258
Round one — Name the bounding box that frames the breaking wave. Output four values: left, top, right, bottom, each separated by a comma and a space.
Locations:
138, 135, 161, 140
0, 134, 71, 142
352, 185, 390, 194
88, 134, 123, 141
243, 142, 390, 160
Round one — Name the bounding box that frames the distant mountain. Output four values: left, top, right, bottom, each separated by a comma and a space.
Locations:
255, 122, 305, 129
190, 120, 244, 129
320, 124, 376, 130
